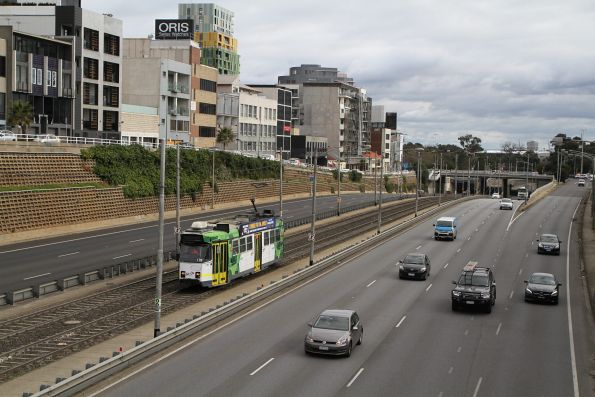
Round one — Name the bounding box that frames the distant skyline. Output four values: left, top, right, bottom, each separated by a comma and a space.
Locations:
84, 0, 595, 150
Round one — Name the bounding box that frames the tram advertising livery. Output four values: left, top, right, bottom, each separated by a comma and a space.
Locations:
178, 202, 284, 288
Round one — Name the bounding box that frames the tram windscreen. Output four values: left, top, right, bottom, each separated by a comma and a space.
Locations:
180, 243, 211, 263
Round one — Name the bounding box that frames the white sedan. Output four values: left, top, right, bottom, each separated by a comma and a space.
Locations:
35, 134, 61, 143
491, 192, 501, 199
0, 130, 17, 141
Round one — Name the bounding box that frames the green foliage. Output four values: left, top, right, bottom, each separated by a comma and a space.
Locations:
81, 144, 280, 198
8, 100, 34, 133
330, 185, 335, 194
349, 170, 362, 182
458, 134, 484, 153
385, 182, 395, 194
359, 184, 366, 193
216, 127, 234, 150
332, 170, 343, 182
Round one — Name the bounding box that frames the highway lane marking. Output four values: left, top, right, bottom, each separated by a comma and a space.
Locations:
443, 263, 449, 269
467, 236, 471, 241
472, 377, 483, 397
457, 346, 462, 353
87, 233, 383, 397
566, 200, 581, 397
509, 291, 514, 299
475, 228, 478, 232
112, 254, 132, 260
416, 245, 422, 250
496, 322, 502, 336
58, 251, 79, 257
346, 368, 364, 388
425, 283, 433, 292
366, 280, 376, 288
395, 315, 407, 328
506, 204, 522, 231
464, 329, 469, 336
448, 366, 454, 374
23, 272, 51, 280
518, 268, 523, 275
438, 392, 444, 397
456, 248, 461, 253
250, 357, 274, 376
129, 239, 145, 243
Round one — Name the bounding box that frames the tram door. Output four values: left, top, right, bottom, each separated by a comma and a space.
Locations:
254, 233, 262, 272
212, 242, 228, 286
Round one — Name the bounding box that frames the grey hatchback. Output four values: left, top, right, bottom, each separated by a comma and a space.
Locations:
304, 309, 363, 357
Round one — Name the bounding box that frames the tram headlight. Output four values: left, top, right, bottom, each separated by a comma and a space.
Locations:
180, 271, 186, 279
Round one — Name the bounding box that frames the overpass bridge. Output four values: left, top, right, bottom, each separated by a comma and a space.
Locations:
427, 170, 553, 197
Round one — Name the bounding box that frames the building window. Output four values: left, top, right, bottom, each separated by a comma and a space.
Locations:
199, 78, 217, 92
199, 126, 216, 137
83, 28, 99, 51
104, 33, 120, 56
103, 61, 119, 83
83, 108, 98, 130
83, 57, 99, 79
103, 86, 119, 107
199, 102, 216, 115
0, 93, 5, 120
103, 110, 119, 131
0, 56, 5, 78
83, 82, 98, 105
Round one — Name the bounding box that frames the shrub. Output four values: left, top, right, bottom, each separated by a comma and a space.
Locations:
359, 184, 366, 193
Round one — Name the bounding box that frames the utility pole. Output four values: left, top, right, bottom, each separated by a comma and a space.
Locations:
309, 147, 318, 266
467, 155, 471, 195
415, 147, 424, 216
176, 144, 181, 258
337, 157, 341, 216
154, 139, 165, 338
279, 151, 283, 217
525, 151, 529, 204
439, 152, 443, 205
211, 150, 215, 209
581, 130, 584, 175
377, 157, 383, 234
454, 153, 458, 199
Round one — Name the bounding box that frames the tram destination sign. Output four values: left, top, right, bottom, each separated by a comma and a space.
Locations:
240, 217, 275, 236
155, 19, 194, 40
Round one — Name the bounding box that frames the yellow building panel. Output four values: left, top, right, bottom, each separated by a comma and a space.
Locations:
194, 32, 238, 52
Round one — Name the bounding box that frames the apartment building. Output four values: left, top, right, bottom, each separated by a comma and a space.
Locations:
248, 85, 292, 159
0, 0, 122, 139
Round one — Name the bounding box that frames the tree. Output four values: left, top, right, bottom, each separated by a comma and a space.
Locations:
216, 127, 234, 150
458, 134, 484, 154
8, 101, 34, 134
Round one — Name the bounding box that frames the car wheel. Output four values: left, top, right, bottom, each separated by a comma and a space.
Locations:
357, 331, 363, 345
553, 298, 559, 305
451, 301, 457, 311
485, 303, 492, 313
345, 342, 352, 357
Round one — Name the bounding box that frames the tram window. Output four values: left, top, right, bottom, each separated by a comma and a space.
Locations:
240, 237, 247, 253
270, 230, 276, 243
247, 236, 253, 251
264, 231, 270, 245
275, 229, 281, 241
232, 240, 239, 255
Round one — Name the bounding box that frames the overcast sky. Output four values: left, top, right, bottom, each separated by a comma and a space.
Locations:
86, 0, 595, 150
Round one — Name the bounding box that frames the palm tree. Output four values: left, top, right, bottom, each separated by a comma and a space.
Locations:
216, 127, 234, 150
8, 101, 34, 135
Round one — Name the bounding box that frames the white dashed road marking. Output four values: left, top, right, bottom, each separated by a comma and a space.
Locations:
112, 254, 132, 260
366, 280, 376, 288
250, 358, 274, 376
395, 315, 407, 328
58, 251, 79, 257
23, 272, 51, 280
347, 368, 364, 388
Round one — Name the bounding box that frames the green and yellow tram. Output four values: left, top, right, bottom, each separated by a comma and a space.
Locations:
178, 210, 284, 288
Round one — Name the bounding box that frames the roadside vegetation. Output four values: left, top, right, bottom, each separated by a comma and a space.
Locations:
80, 144, 280, 198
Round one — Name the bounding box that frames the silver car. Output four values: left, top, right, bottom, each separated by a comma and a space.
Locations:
0, 130, 17, 141
499, 198, 513, 210
304, 309, 363, 357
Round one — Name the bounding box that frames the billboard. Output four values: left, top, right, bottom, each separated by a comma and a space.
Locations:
155, 19, 194, 40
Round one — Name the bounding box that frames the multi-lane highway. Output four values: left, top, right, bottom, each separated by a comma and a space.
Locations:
95, 183, 592, 397
0, 193, 391, 292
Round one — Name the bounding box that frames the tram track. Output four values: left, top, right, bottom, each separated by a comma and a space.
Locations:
0, 196, 451, 383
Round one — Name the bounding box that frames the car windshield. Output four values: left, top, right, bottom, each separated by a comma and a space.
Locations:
458, 272, 489, 287
501, 199, 512, 203
540, 235, 558, 243
313, 315, 350, 331
530, 275, 556, 285
404, 255, 425, 264
436, 220, 452, 227
179, 243, 211, 263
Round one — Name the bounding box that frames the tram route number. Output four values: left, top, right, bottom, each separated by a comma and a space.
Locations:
174, 227, 181, 235
155, 298, 161, 306
308, 233, 316, 241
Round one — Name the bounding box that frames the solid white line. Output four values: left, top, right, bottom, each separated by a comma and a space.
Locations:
23, 272, 51, 280
506, 204, 521, 231
509, 291, 514, 299
472, 377, 483, 397
443, 263, 449, 269
425, 283, 433, 292
112, 253, 132, 260
457, 346, 462, 353
448, 366, 454, 374
129, 239, 145, 243
496, 322, 502, 336
464, 329, 469, 336
416, 245, 422, 250
250, 357, 274, 376
58, 251, 79, 257
395, 315, 407, 328
366, 280, 376, 288
456, 248, 461, 253
518, 268, 523, 275
467, 236, 471, 240
347, 368, 364, 388
566, 200, 581, 397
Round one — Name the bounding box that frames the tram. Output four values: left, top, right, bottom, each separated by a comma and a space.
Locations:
178, 202, 284, 288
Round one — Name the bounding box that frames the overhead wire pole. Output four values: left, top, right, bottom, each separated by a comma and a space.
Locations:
309, 146, 318, 266
154, 139, 166, 338
337, 154, 341, 216
377, 157, 383, 234
176, 144, 181, 259
439, 152, 443, 205
454, 153, 458, 199
211, 149, 215, 209
279, 150, 283, 217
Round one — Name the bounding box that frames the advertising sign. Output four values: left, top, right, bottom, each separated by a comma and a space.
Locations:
240, 218, 275, 236
155, 19, 194, 40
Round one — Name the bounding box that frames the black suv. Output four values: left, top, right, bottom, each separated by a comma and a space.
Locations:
451, 262, 496, 313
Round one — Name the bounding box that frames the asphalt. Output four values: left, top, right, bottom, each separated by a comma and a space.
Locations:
1, 183, 594, 396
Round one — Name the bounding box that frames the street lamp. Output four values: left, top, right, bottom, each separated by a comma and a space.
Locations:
415, 147, 424, 217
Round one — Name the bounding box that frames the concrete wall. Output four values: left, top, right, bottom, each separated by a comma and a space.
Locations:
122, 58, 160, 108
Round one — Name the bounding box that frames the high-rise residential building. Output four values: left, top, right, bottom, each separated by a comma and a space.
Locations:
527, 140, 538, 152
178, 3, 240, 75
0, 0, 122, 139
278, 64, 372, 168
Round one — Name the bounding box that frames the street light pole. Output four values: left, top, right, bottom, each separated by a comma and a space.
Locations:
279, 150, 283, 218
337, 157, 341, 216
309, 147, 318, 266
415, 147, 424, 216
525, 151, 529, 204
154, 138, 166, 338
439, 152, 443, 205
211, 149, 215, 209
454, 153, 458, 199
176, 144, 181, 258
377, 157, 383, 234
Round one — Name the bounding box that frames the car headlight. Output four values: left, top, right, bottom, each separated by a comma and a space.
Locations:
336, 335, 348, 346
481, 292, 491, 299
306, 335, 314, 343
538, 243, 544, 248
420, 267, 426, 272
399, 265, 404, 270
525, 288, 532, 294
551, 290, 558, 296
452, 291, 461, 297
